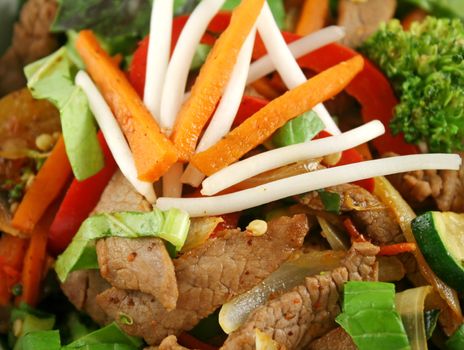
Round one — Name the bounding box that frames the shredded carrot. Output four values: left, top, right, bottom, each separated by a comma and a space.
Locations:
378, 243, 417, 256
76, 30, 178, 182
191, 56, 364, 175
12, 136, 71, 233
15, 207, 56, 307
343, 218, 368, 243
295, 0, 329, 36
171, 0, 265, 162
402, 8, 427, 30
251, 77, 281, 100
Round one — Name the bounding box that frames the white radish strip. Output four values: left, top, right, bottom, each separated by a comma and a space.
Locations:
156, 154, 461, 217
257, 3, 340, 135
201, 120, 385, 196
160, 0, 226, 134
181, 28, 257, 187
143, 0, 173, 120
75, 71, 156, 203
163, 163, 184, 197
247, 26, 345, 84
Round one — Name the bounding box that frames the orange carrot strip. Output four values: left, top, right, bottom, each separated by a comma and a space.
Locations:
12, 136, 71, 233
192, 55, 364, 175
343, 218, 368, 243
378, 243, 417, 256
16, 220, 48, 306
402, 8, 427, 31
295, 0, 329, 36
76, 30, 178, 181
171, 0, 265, 162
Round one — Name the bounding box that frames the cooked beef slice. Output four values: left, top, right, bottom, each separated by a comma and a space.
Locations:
92, 170, 152, 214
307, 327, 356, 350
221, 242, 379, 350
97, 237, 178, 311
299, 183, 404, 244
97, 215, 309, 345
157, 336, 192, 350
61, 270, 111, 325
386, 153, 464, 212
338, 0, 396, 48
0, 0, 58, 96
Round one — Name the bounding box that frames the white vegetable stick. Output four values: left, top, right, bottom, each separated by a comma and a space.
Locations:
181, 28, 257, 187
201, 120, 385, 196
257, 3, 340, 135
246, 25, 345, 84
143, 0, 173, 120
160, 0, 226, 134
157, 154, 461, 217
75, 71, 156, 203
163, 163, 184, 197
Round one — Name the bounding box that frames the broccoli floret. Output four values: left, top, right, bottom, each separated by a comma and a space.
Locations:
361, 17, 464, 152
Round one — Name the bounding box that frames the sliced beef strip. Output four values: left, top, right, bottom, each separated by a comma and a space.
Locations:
61, 270, 111, 325
97, 237, 178, 311
92, 170, 152, 214
337, 0, 396, 48
0, 0, 59, 96
157, 336, 193, 350
221, 242, 379, 350
299, 183, 404, 244
307, 327, 356, 350
386, 153, 464, 212
97, 215, 309, 345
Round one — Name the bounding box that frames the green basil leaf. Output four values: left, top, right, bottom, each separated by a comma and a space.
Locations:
272, 110, 325, 148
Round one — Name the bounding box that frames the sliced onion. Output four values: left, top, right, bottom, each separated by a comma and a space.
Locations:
219, 250, 345, 334
395, 286, 433, 350
157, 154, 460, 217
317, 216, 349, 251
255, 329, 281, 350
201, 120, 384, 196
75, 71, 156, 202
374, 176, 463, 335
181, 216, 223, 252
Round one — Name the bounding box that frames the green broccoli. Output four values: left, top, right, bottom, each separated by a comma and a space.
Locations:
361, 17, 464, 153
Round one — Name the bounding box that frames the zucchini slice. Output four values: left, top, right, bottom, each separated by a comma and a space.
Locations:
412, 211, 464, 292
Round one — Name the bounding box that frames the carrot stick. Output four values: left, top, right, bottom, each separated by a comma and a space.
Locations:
76, 30, 178, 182
295, 0, 329, 36
378, 243, 416, 256
343, 218, 368, 243
191, 55, 364, 175
171, 0, 265, 162
12, 136, 71, 233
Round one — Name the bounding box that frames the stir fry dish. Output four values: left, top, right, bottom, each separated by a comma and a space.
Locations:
1, 0, 464, 349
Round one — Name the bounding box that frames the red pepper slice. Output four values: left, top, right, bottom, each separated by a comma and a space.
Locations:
48, 133, 117, 255
129, 12, 232, 97
232, 95, 269, 127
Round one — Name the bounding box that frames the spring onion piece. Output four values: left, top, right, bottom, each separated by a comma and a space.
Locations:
447, 324, 464, 350
247, 25, 345, 84
55, 208, 190, 282
160, 0, 226, 134
201, 120, 384, 195
317, 189, 341, 214
25, 47, 104, 181
219, 250, 345, 333
336, 281, 411, 350
181, 27, 256, 187
256, 2, 339, 135
317, 216, 349, 251
395, 286, 433, 350
272, 110, 325, 147
158, 154, 460, 217
14, 330, 61, 350
143, 0, 173, 120
75, 71, 156, 202
63, 323, 143, 349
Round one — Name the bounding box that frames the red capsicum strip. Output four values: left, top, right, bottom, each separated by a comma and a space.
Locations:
48, 132, 117, 255
253, 32, 418, 155
232, 95, 269, 127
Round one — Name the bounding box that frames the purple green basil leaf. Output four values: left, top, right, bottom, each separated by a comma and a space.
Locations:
336, 281, 411, 350
272, 110, 325, 148
24, 47, 104, 181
